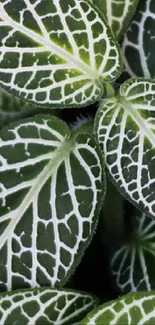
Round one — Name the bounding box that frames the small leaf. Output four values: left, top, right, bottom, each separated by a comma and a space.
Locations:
0, 287, 97, 324
0, 87, 22, 128
0, 86, 55, 129
89, 0, 139, 39
0, 115, 105, 291
83, 291, 155, 324
101, 178, 125, 241
111, 212, 155, 293
95, 78, 155, 218
0, 0, 122, 108
0, 87, 33, 112
122, 0, 155, 78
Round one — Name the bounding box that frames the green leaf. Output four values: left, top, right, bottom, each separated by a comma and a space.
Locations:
0, 87, 23, 129
101, 178, 125, 241
0, 86, 53, 129
89, 0, 139, 39
111, 212, 155, 294
122, 0, 155, 78
0, 114, 105, 291
0, 287, 97, 324
82, 291, 155, 324
0, 87, 33, 112
94, 78, 155, 218
0, 0, 122, 109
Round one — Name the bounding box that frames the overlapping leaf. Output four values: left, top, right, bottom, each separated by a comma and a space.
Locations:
0, 87, 40, 129
0, 114, 105, 292
0, 0, 122, 108
111, 212, 155, 294
0, 86, 54, 129
0, 287, 97, 324
0, 87, 31, 112
83, 291, 155, 324
95, 78, 155, 218
122, 0, 155, 78
0, 87, 22, 128
90, 0, 139, 39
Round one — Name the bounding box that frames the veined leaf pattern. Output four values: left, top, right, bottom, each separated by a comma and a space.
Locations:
0, 115, 105, 291
95, 78, 155, 218
83, 291, 155, 324
111, 212, 155, 293
122, 0, 155, 78
90, 0, 139, 39
0, 0, 122, 108
0, 287, 97, 324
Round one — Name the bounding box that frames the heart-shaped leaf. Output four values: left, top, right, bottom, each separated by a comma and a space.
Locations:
0, 287, 97, 324
0, 114, 105, 292
89, 0, 139, 39
95, 78, 155, 218
83, 291, 155, 324
122, 0, 155, 78
110, 212, 155, 293
0, 0, 122, 108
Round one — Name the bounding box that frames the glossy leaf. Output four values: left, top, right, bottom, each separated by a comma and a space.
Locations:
90, 0, 139, 39
83, 291, 155, 324
111, 212, 155, 294
0, 287, 97, 324
0, 0, 122, 108
0, 114, 105, 291
95, 78, 155, 218
122, 0, 155, 78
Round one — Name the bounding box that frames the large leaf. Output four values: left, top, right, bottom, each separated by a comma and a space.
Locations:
83, 291, 155, 324
94, 78, 155, 218
110, 212, 155, 294
0, 0, 122, 109
122, 0, 155, 78
0, 114, 105, 291
0, 287, 97, 324
89, 0, 139, 39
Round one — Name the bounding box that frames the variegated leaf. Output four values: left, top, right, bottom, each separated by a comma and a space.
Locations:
83, 291, 155, 324
89, 0, 139, 39
0, 0, 122, 108
122, 0, 155, 78
0, 287, 97, 324
0, 114, 105, 291
111, 212, 155, 294
94, 78, 155, 218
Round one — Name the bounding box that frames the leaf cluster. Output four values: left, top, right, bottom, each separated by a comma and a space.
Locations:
0, 0, 155, 324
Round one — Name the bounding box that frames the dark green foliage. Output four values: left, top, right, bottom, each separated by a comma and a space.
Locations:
1, 1, 155, 324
